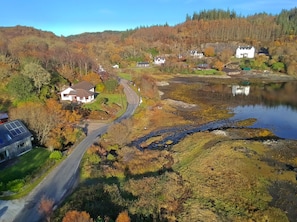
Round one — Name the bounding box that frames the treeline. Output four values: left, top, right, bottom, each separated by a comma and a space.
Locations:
188, 8, 297, 35
276, 7, 297, 34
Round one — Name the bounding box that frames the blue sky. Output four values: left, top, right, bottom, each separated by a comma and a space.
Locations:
1, 0, 296, 36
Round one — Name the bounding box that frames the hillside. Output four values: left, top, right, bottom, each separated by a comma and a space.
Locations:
1, 7, 297, 222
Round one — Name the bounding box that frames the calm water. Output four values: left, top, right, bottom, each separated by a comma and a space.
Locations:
161, 79, 297, 140
230, 105, 297, 140
228, 81, 297, 140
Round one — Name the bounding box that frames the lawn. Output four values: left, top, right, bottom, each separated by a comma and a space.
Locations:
0, 148, 50, 183
193, 69, 222, 75
0, 147, 53, 199
83, 93, 127, 116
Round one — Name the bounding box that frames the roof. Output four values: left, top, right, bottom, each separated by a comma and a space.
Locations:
68, 89, 94, 98
237, 46, 254, 50
0, 120, 32, 149
0, 112, 8, 120
72, 81, 94, 91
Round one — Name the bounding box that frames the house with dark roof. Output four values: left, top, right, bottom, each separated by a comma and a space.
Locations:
60, 81, 95, 103
136, 62, 150, 67
0, 112, 8, 124
0, 120, 33, 163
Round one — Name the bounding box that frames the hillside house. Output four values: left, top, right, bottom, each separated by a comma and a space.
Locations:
137, 62, 150, 67
0, 112, 8, 124
190, 50, 204, 58
153, 57, 166, 65
0, 120, 33, 163
197, 63, 210, 70
60, 81, 95, 104
235, 46, 255, 58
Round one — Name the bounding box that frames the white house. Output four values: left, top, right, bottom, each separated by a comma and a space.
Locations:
235, 46, 255, 58
153, 57, 166, 65
60, 81, 95, 103
190, 50, 204, 58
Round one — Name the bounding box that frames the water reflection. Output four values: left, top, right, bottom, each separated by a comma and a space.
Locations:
160, 78, 297, 140
229, 81, 297, 140
232, 85, 250, 96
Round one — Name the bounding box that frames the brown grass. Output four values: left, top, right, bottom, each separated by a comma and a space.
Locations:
172, 131, 292, 221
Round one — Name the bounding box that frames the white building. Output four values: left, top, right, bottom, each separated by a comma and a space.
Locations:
60, 81, 95, 103
153, 57, 166, 65
235, 46, 255, 58
190, 50, 204, 58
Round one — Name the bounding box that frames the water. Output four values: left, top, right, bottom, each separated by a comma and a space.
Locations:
161, 78, 297, 140
228, 81, 297, 140
230, 104, 297, 140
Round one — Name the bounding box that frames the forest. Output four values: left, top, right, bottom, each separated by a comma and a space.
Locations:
1, 7, 297, 222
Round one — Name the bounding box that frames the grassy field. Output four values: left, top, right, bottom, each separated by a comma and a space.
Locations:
0, 148, 55, 199
0, 148, 50, 183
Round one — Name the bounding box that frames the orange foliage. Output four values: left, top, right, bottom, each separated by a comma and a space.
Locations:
81, 72, 102, 85
213, 60, 224, 71
204, 46, 215, 57
38, 196, 54, 222
116, 210, 131, 222
62, 210, 93, 222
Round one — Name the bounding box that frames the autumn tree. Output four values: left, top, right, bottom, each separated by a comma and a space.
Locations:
101, 119, 132, 150
204, 46, 215, 57
213, 60, 224, 71
9, 102, 54, 145
45, 99, 82, 149
116, 211, 130, 222
81, 72, 102, 86
10, 99, 82, 148
62, 210, 93, 222
38, 196, 54, 222
218, 49, 233, 63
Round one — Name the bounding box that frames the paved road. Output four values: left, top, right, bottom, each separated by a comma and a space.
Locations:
1, 79, 139, 222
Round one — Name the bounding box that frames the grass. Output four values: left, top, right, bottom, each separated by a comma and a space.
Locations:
171, 131, 291, 221
193, 69, 222, 75
83, 93, 127, 117
0, 148, 50, 183
0, 147, 63, 199
118, 72, 132, 81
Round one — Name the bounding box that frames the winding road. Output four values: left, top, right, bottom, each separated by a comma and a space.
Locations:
0, 79, 139, 222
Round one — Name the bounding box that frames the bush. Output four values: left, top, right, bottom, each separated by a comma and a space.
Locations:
107, 153, 116, 161
88, 154, 101, 164
49, 151, 63, 160
7, 179, 25, 192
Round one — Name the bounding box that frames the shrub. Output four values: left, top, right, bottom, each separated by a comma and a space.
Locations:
107, 153, 116, 161
88, 154, 101, 164
7, 179, 25, 192
49, 151, 63, 160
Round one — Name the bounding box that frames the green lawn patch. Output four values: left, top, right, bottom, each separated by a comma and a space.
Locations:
118, 72, 132, 81
84, 93, 126, 110
0, 148, 50, 183
193, 69, 220, 75
0, 147, 58, 199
